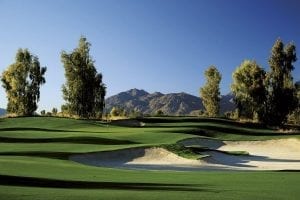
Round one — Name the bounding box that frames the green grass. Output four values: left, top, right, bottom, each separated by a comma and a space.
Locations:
0, 116, 300, 200
161, 143, 203, 159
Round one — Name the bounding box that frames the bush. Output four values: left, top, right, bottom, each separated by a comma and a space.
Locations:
40, 110, 46, 116
155, 110, 164, 116
52, 108, 58, 116
110, 107, 121, 117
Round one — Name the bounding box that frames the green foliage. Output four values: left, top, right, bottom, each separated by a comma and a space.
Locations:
200, 66, 222, 117
189, 110, 205, 117
61, 36, 106, 119
52, 108, 58, 115
230, 39, 298, 126
110, 107, 121, 117
162, 144, 201, 159
288, 82, 300, 124
1, 49, 46, 116
224, 110, 239, 120
155, 110, 164, 116
109, 107, 127, 117
40, 110, 46, 116
231, 60, 266, 121
46, 112, 52, 116
264, 39, 298, 126
128, 109, 143, 118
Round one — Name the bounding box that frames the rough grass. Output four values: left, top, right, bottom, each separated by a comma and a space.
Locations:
0, 117, 300, 200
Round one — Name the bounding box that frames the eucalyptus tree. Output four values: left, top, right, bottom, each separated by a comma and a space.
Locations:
264, 39, 297, 125
1, 49, 46, 116
61, 36, 106, 118
200, 66, 222, 117
231, 60, 266, 121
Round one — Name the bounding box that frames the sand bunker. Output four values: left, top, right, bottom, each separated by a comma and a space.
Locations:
70, 147, 206, 171
70, 138, 300, 171
181, 138, 300, 170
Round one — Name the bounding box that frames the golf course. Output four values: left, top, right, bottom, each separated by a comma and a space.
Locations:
1, 0, 300, 199
1, 116, 300, 200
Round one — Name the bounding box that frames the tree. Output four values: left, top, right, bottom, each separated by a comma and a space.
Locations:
1, 49, 46, 116
231, 60, 266, 121
288, 81, 300, 124
52, 108, 58, 115
61, 36, 106, 118
110, 107, 120, 117
156, 110, 164, 116
40, 110, 46, 116
200, 66, 222, 117
264, 39, 298, 126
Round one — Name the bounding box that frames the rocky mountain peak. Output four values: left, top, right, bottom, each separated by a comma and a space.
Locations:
105, 89, 235, 116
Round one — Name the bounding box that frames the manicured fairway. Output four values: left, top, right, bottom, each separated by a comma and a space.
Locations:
0, 117, 299, 200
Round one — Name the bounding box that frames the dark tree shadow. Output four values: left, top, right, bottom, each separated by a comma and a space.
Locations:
0, 127, 75, 132
155, 125, 300, 137
139, 117, 300, 131
0, 174, 216, 192
0, 136, 138, 145
0, 151, 77, 160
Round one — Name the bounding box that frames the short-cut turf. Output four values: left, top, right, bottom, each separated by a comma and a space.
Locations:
0, 117, 300, 200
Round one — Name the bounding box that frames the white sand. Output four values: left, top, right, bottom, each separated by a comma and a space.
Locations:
70, 138, 300, 171
181, 138, 300, 170
70, 147, 206, 171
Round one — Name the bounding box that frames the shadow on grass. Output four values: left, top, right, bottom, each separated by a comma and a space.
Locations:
0, 151, 73, 160
158, 125, 300, 137
0, 174, 214, 192
140, 117, 300, 131
0, 127, 77, 132
180, 126, 277, 137
140, 117, 267, 128
0, 127, 109, 134
0, 136, 138, 145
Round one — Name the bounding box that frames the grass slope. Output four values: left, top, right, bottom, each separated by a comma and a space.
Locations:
0, 117, 300, 200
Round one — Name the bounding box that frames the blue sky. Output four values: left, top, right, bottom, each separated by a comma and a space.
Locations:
0, 0, 299, 111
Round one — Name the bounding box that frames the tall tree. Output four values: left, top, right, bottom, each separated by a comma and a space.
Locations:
61, 36, 106, 118
231, 60, 266, 121
1, 49, 46, 116
288, 81, 300, 124
264, 39, 297, 125
200, 66, 222, 117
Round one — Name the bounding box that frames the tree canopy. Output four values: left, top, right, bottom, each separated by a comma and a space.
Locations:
200, 66, 221, 117
1, 49, 46, 116
61, 36, 106, 118
231, 60, 266, 121
263, 39, 298, 125
230, 39, 298, 125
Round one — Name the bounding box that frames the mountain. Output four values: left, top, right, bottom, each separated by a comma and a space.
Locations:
0, 108, 6, 116
105, 88, 235, 116
220, 93, 236, 114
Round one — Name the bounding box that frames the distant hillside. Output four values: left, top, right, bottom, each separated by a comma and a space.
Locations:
219, 93, 236, 114
0, 108, 6, 116
105, 89, 235, 116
